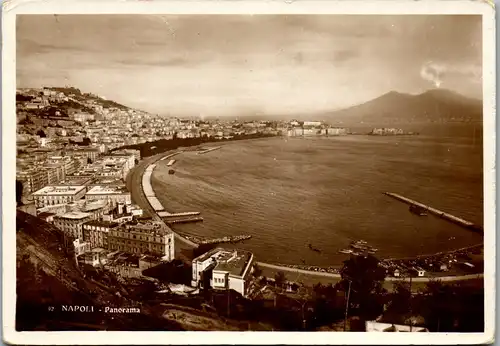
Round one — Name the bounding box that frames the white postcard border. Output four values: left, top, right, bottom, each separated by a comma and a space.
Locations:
2, 1, 496, 344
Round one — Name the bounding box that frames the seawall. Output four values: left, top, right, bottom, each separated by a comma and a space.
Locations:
384, 192, 482, 232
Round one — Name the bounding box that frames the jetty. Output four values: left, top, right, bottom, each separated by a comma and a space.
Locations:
164, 217, 204, 225
384, 192, 483, 233
180, 234, 252, 245
160, 211, 201, 218
197, 146, 221, 155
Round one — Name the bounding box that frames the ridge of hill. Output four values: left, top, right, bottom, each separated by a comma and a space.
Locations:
324, 89, 482, 125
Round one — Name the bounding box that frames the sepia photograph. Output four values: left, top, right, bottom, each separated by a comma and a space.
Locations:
2, 1, 495, 344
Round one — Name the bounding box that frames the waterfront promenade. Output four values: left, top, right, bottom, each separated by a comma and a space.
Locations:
126, 151, 198, 251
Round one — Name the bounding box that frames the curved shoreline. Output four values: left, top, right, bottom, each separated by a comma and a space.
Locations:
129, 145, 483, 283
257, 261, 484, 283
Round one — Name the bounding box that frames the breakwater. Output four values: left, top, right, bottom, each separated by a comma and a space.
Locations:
164, 217, 204, 225
162, 212, 201, 217
384, 192, 483, 233
180, 233, 252, 245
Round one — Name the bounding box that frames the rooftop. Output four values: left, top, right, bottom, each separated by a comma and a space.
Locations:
214, 250, 253, 277
55, 211, 92, 220
84, 220, 119, 228
37, 211, 57, 218
86, 185, 129, 195
195, 248, 253, 278
33, 185, 86, 196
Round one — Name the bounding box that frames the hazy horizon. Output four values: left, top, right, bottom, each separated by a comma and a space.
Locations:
17, 15, 482, 117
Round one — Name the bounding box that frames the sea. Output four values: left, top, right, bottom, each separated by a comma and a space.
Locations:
151, 123, 484, 267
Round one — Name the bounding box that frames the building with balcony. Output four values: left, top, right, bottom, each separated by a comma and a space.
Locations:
85, 185, 131, 206
82, 220, 120, 248
17, 168, 49, 196
191, 248, 254, 297
33, 185, 87, 208
107, 221, 174, 260
53, 211, 93, 240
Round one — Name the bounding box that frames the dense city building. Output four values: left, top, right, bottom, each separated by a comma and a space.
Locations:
82, 220, 120, 248
32, 185, 87, 208
85, 185, 131, 206
53, 211, 93, 239
107, 221, 175, 260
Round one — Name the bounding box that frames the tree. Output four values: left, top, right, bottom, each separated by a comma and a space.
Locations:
339, 254, 386, 320
274, 271, 286, 291
388, 280, 412, 315
252, 264, 263, 278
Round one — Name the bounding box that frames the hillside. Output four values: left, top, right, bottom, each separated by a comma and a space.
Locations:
15, 210, 183, 331
49, 87, 129, 110
15, 211, 276, 332
324, 89, 482, 125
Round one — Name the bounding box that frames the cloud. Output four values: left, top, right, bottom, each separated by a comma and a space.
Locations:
16, 15, 483, 115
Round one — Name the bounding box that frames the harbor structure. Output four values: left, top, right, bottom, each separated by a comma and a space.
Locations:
384, 192, 482, 233
191, 247, 254, 297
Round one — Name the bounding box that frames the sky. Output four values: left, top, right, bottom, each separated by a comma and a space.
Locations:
17, 15, 482, 117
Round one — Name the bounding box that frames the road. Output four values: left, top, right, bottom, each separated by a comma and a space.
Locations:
126, 151, 199, 255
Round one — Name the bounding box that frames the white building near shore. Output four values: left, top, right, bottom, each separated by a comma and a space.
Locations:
191, 248, 254, 297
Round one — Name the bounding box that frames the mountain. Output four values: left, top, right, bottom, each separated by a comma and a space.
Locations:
324, 89, 482, 125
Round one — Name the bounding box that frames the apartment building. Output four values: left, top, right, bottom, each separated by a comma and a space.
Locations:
17, 168, 49, 196
32, 185, 87, 208
53, 211, 93, 240
85, 185, 131, 206
82, 220, 120, 248
107, 222, 175, 260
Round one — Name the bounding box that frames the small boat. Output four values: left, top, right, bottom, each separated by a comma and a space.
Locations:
339, 249, 353, 254
350, 243, 369, 250
409, 205, 428, 216
308, 243, 321, 253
